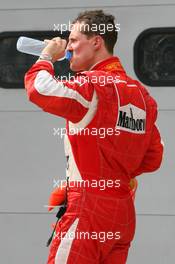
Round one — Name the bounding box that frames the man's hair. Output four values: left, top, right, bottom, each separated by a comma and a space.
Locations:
72, 10, 118, 54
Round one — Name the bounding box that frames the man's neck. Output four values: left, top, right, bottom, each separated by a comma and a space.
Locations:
88, 54, 113, 71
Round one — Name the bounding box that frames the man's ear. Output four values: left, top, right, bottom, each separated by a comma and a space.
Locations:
92, 35, 103, 50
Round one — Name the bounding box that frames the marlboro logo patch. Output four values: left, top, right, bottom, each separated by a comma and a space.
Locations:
116, 104, 146, 134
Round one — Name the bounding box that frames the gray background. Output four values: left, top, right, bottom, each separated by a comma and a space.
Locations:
0, 1, 174, 263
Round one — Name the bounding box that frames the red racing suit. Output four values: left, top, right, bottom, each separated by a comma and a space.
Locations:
25, 56, 163, 264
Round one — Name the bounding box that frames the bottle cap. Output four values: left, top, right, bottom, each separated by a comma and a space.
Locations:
65, 51, 73, 61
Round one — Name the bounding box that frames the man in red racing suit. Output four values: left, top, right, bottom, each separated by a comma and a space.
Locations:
25, 10, 163, 264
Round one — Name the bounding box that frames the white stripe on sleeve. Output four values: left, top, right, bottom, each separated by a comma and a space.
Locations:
34, 70, 90, 108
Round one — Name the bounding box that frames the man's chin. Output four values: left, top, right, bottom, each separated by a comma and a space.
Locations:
70, 63, 84, 72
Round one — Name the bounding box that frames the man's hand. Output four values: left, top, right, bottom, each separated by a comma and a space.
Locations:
41, 37, 67, 63
48, 184, 66, 211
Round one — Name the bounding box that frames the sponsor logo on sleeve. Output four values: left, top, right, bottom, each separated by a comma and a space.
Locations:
116, 104, 146, 134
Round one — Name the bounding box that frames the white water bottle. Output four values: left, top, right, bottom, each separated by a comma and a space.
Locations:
16, 36, 72, 61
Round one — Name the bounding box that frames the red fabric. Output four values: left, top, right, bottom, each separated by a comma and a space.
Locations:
47, 186, 135, 264
65, 59, 163, 195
